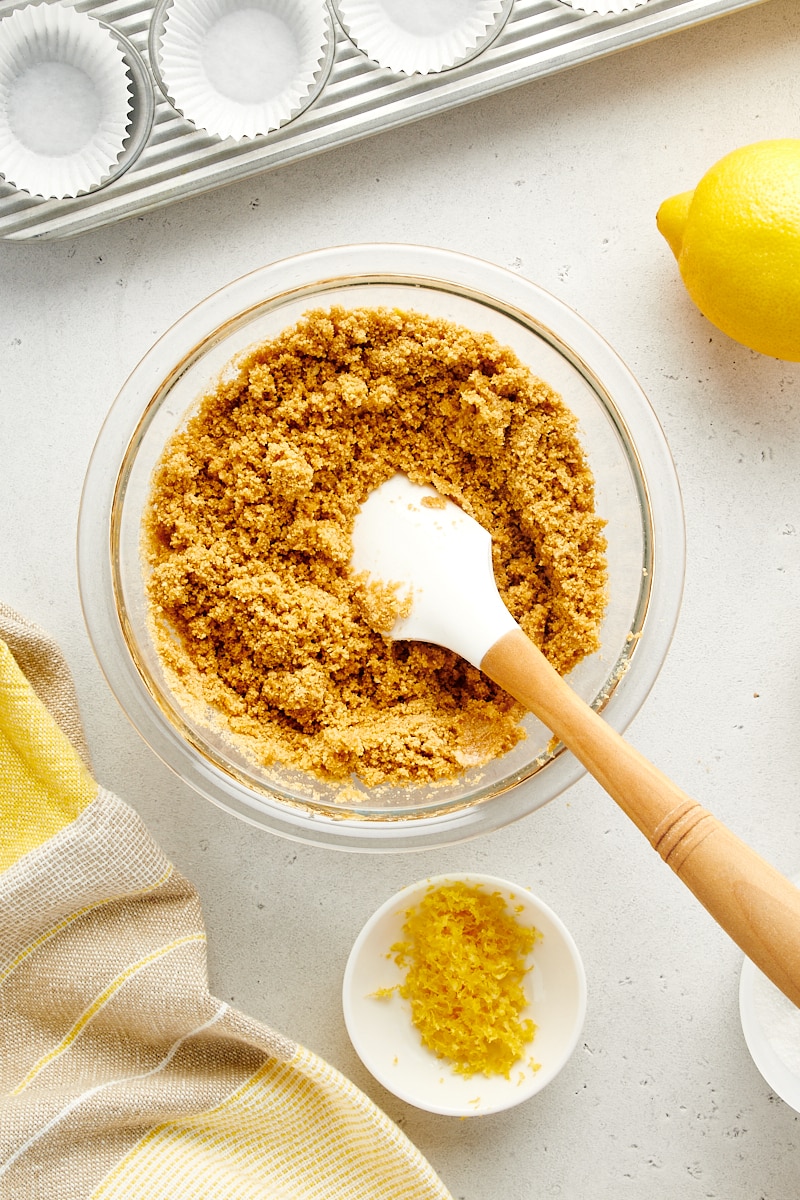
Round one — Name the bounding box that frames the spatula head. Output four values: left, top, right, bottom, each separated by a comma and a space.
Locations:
350, 474, 518, 669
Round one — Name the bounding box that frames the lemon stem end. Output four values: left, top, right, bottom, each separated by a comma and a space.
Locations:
656, 189, 694, 260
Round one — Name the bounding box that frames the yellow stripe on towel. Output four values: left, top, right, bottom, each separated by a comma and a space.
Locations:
0, 863, 174, 987
92, 1046, 451, 1200
10, 933, 207, 1095
0, 639, 96, 873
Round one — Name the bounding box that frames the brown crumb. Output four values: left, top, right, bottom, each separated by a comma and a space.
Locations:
144, 306, 607, 787
353, 576, 413, 635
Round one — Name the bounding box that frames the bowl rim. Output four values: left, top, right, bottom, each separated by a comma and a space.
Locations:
341, 871, 587, 1116
77, 242, 686, 851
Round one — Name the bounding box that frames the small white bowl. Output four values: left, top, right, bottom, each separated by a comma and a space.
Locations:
740, 954, 800, 1112
342, 873, 586, 1116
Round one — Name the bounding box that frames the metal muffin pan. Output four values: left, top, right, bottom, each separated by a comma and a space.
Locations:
0, 0, 769, 242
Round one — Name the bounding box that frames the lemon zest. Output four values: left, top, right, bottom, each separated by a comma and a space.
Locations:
391, 881, 540, 1078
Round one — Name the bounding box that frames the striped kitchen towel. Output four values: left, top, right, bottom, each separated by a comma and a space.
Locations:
0, 603, 452, 1200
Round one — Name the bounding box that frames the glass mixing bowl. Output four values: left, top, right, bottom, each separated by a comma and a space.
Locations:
78, 244, 685, 851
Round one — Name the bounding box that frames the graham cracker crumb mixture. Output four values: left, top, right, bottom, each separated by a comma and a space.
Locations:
144, 306, 607, 788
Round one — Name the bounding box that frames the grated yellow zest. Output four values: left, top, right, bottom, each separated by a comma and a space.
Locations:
391, 881, 540, 1078
369, 986, 399, 999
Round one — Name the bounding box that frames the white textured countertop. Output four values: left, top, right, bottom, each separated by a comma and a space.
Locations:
3, 1, 799, 1194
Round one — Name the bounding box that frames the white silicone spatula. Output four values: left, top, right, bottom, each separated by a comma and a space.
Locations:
352, 473, 800, 1008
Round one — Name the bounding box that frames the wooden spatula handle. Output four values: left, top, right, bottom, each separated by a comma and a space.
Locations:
482, 627, 800, 1008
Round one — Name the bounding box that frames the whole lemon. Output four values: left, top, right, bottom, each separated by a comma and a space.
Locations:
657, 139, 800, 361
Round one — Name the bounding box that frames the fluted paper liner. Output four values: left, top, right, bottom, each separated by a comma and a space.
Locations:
158, 0, 329, 140
336, 0, 505, 75
0, 2, 131, 199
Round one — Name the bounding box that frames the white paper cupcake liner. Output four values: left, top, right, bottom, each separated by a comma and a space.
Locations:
336, 0, 506, 76
158, 0, 330, 140
557, 0, 650, 13
0, 1, 132, 199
